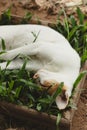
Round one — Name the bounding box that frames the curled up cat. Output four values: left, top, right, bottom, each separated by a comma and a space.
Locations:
0, 25, 80, 109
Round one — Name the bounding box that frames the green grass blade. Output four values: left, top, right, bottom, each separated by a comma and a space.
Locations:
48, 82, 64, 108
32, 31, 40, 43
76, 7, 84, 24
1, 38, 6, 50
15, 86, 22, 98
56, 113, 62, 130
73, 71, 87, 89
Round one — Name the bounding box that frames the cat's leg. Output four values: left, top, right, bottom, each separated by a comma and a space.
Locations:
0, 59, 24, 70
0, 42, 40, 61
0, 59, 43, 71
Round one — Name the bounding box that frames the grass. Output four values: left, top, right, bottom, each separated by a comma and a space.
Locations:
0, 7, 87, 127
0, 7, 33, 25
0, 61, 62, 115
55, 7, 87, 64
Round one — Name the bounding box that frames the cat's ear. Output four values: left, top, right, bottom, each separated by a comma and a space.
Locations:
56, 89, 70, 110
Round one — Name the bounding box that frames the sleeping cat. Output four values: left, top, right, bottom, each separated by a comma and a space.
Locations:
0, 25, 80, 109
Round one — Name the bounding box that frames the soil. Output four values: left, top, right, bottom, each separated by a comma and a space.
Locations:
72, 78, 87, 130
0, 0, 87, 130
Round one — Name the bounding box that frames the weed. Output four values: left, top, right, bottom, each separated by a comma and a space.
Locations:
0, 61, 62, 115
31, 31, 40, 42
21, 12, 33, 24
0, 7, 12, 25
0, 38, 6, 50
73, 70, 87, 90
56, 113, 62, 130
55, 7, 87, 64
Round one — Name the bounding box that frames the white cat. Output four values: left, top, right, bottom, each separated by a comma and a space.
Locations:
0, 25, 80, 109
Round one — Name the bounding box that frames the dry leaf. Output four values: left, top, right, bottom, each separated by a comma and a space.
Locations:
35, 0, 47, 7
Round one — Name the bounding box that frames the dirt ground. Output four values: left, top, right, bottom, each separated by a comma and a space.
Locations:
72, 78, 87, 130
0, 0, 87, 130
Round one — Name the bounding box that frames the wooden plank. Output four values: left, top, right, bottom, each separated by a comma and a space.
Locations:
0, 101, 71, 130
